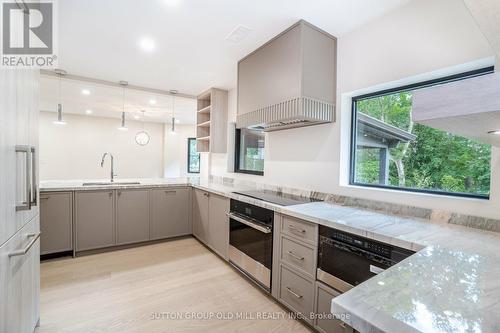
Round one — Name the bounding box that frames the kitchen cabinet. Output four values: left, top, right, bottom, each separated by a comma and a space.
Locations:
279, 265, 315, 324
75, 190, 115, 251
40, 192, 73, 255
150, 187, 190, 240
1, 69, 39, 247
0, 216, 40, 333
207, 193, 230, 260
192, 188, 230, 260
116, 189, 150, 245
314, 281, 354, 333
196, 88, 228, 153
192, 189, 210, 244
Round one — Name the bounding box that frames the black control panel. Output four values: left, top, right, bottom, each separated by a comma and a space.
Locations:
230, 199, 274, 227
319, 225, 413, 262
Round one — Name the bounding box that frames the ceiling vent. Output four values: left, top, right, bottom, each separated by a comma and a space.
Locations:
226, 25, 252, 43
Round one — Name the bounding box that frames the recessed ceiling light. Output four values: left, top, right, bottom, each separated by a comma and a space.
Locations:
85, 109, 93, 114
134, 115, 140, 120
175, 119, 180, 124
149, 99, 156, 105
139, 37, 156, 52
81, 89, 90, 95
163, 0, 180, 7
487, 130, 500, 135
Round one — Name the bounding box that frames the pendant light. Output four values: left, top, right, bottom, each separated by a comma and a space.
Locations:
170, 90, 177, 134
135, 110, 151, 146
118, 81, 128, 131
53, 69, 67, 125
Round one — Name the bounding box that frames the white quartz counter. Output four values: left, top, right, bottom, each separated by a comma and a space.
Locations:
39, 179, 500, 332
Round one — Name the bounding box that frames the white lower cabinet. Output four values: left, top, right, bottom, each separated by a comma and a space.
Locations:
0, 216, 40, 333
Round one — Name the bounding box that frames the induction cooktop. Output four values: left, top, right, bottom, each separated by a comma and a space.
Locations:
232, 190, 320, 206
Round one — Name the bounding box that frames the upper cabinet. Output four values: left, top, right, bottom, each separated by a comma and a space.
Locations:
412, 71, 500, 147
237, 20, 337, 131
196, 88, 228, 153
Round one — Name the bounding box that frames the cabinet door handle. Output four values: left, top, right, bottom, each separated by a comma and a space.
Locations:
108, 192, 113, 198
30, 146, 37, 207
287, 251, 304, 261
288, 225, 306, 233
339, 322, 347, 329
285, 287, 303, 299
9, 232, 41, 257
15, 145, 31, 211
117, 191, 121, 196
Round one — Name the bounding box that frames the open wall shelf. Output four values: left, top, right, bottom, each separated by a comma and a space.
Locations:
195, 88, 228, 153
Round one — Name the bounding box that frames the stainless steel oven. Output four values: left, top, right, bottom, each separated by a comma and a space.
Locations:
227, 199, 273, 292
317, 225, 414, 293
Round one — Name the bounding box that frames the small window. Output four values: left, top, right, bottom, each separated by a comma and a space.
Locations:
235, 128, 265, 175
188, 138, 200, 174
350, 68, 493, 199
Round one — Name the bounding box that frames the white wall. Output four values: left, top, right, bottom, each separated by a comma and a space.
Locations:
163, 124, 198, 178
39, 112, 165, 180
208, 0, 500, 220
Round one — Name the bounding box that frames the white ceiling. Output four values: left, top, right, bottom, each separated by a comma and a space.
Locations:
39, 75, 197, 124
57, 0, 411, 95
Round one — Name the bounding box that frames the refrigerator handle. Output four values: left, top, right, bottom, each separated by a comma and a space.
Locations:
15, 145, 32, 211
30, 146, 37, 207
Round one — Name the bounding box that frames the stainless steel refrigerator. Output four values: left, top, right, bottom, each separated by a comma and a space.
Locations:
0, 69, 41, 333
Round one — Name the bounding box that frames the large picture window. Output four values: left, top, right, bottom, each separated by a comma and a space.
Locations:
235, 128, 265, 175
188, 138, 200, 174
350, 68, 493, 199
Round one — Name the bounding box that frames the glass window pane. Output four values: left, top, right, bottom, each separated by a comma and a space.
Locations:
237, 129, 265, 174
188, 138, 200, 173
352, 90, 491, 198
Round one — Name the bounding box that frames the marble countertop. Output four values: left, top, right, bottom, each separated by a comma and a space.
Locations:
39, 178, 500, 332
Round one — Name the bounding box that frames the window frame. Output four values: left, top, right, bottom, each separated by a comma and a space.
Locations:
187, 137, 200, 174
349, 66, 494, 200
234, 128, 264, 176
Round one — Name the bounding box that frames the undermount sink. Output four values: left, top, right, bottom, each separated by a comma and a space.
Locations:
82, 181, 141, 186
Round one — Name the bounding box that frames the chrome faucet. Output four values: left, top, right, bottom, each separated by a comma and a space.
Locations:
100, 153, 116, 182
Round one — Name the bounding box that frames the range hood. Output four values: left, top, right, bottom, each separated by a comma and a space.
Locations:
237, 20, 337, 132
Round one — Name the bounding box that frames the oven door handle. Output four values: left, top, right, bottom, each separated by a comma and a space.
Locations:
226, 212, 272, 234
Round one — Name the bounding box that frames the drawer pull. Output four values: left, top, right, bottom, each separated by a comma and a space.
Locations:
164, 190, 177, 194
288, 225, 306, 233
287, 251, 304, 261
286, 287, 303, 299
9, 232, 41, 257
40, 197, 50, 200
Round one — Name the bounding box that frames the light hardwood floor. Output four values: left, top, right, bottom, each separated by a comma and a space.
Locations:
35, 237, 312, 333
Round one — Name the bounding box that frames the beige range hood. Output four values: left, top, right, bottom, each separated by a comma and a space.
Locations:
236, 20, 337, 132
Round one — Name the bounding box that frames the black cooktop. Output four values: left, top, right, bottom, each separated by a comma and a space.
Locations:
233, 190, 320, 206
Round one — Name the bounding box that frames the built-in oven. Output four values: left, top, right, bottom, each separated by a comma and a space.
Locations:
317, 225, 415, 293
227, 199, 274, 292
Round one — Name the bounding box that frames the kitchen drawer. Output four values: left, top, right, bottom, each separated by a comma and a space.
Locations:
315, 281, 353, 333
279, 265, 314, 323
282, 215, 317, 245
281, 235, 316, 278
